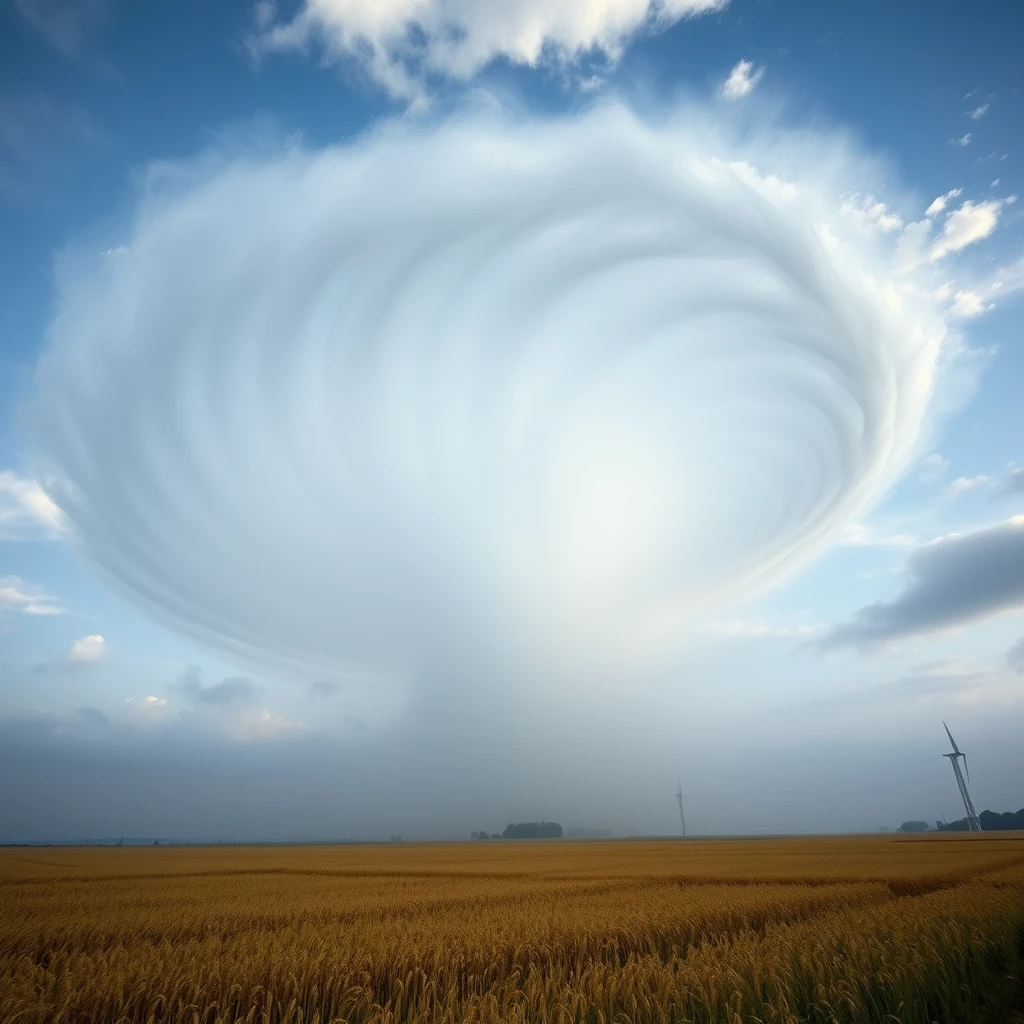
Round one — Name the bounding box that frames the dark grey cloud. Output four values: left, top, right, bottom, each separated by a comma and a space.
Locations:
992, 468, 1024, 501
172, 666, 263, 706
819, 517, 1024, 650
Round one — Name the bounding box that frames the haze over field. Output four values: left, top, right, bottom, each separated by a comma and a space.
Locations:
1, 0, 1023, 842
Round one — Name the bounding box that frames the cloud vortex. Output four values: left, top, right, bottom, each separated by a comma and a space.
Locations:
34, 104, 948, 686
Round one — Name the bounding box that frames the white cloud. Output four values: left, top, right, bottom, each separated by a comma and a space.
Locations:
951, 133, 972, 147
31, 102, 969, 697
0, 471, 64, 540
720, 59, 765, 100
839, 193, 903, 233
930, 199, 1003, 261
948, 289, 991, 318
968, 103, 989, 120
946, 475, 989, 499
919, 453, 950, 483
250, 0, 728, 100
127, 694, 167, 709
69, 634, 105, 662
924, 188, 962, 218
0, 576, 63, 615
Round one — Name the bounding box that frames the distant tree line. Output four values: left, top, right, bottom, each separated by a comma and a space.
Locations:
935, 808, 1024, 831
896, 808, 1024, 833
471, 822, 563, 839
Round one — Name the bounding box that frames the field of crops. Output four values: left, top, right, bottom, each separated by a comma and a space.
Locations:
2, 835, 1023, 1024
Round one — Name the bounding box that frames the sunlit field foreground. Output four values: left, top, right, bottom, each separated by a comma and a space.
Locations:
2, 836, 1023, 1024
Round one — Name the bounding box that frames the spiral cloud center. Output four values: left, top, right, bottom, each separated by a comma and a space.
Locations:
34, 104, 949, 687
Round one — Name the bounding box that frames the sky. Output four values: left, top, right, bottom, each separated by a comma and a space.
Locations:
1, 0, 1023, 843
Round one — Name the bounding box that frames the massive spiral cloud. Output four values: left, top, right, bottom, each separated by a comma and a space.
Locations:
33, 103, 951, 688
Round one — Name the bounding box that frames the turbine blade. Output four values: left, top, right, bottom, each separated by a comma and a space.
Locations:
943, 720, 961, 754
964, 755, 970, 784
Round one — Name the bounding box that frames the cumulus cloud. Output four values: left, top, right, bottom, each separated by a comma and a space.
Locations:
33, 102, 968, 706
70, 633, 105, 662
33, 633, 106, 674
0, 575, 63, 616
924, 188, 962, 218
839, 193, 902, 233
250, 0, 727, 100
930, 199, 1004, 261
0, 470, 65, 540
948, 289, 991, 318
819, 516, 1024, 650
720, 59, 764, 100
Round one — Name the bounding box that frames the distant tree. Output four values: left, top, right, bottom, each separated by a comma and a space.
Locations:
502, 822, 563, 839
979, 808, 1024, 831
470, 831, 480, 839
477, 831, 489, 839
935, 808, 1024, 832
896, 820, 931, 833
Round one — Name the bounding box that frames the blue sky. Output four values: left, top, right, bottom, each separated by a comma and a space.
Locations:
1, 0, 1023, 842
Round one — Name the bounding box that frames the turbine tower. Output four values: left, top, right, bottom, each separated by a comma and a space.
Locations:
942, 721, 982, 832
675, 776, 686, 837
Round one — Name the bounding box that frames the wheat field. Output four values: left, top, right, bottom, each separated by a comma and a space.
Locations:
1, 834, 1023, 1024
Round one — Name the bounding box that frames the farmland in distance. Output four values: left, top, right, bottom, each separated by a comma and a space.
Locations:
2, 834, 1023, 1024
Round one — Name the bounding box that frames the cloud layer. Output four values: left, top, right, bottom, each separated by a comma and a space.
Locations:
251, 0, 727, 99
33, 103, 958, 696
820, 517, 1024, 650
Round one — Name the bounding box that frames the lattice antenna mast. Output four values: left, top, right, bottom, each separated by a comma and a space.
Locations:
675, 775, 686, 837
942, 721, 982, 832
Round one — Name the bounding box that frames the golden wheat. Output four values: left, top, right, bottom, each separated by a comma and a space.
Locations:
1, 834, 1022, 1024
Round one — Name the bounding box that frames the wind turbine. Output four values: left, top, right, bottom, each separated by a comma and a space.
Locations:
942, 721, 982, 832
675, 776, 687, 837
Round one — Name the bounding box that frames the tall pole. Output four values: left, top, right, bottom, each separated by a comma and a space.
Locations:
942, 722, 982, 832
675, 775, 686, 837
